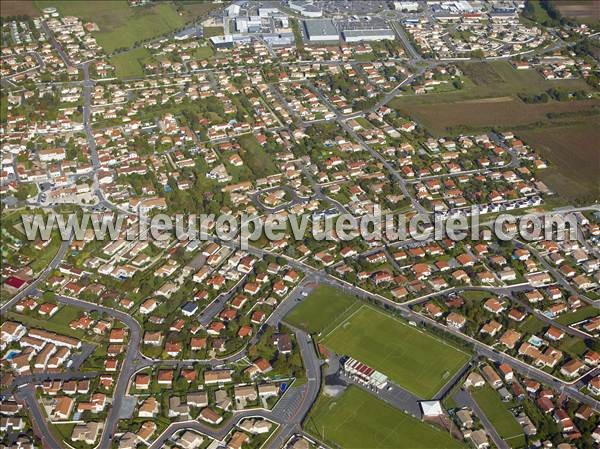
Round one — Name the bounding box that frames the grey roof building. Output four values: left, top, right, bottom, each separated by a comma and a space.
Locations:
303, 19, 339, 42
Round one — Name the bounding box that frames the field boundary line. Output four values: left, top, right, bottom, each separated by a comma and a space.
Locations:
320, 304, 366, 341
504, 433, 525, 440
364, 304, 472, 357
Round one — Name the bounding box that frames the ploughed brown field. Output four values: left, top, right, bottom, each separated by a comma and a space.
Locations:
391, 97, 599, 136
555, 1, 600, 23
519, 124, 600, 202
1, 0, 38, 16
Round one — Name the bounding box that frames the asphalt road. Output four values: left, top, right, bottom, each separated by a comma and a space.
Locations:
454, 388, 510, 449
16, 384, 63, 449
0, 238, 72, 313
147, 323, 321, 449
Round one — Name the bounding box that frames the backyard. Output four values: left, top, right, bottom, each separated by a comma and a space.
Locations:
471, 385, 526, 448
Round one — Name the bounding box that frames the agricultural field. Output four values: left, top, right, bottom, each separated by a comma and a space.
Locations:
471, 385, 525, 448
392, 61, 592, 108
109, 47, 153, 79
520, 122, 600, 202
321, 306, 470, 398
177, 1, 223, 18
390, 60, 599, 203
1, 0, 38, 16
390, 97, 598, 136
33, 1, 188, 52
390, 61, 597, 136
555, 1, 600, 25
306, 386, 466, 449
285, 285, 359, 334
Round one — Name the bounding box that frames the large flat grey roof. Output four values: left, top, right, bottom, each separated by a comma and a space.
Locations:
343, 29, 394, 38
303, 19, 338, 38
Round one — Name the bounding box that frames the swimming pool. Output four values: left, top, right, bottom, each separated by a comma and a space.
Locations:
4, 350, 19, 361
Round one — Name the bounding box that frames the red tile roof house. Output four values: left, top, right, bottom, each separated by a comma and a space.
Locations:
545, 327, 565, 342
251, 311, 265, 325
508, 308, 527, 322
3, 276, 28, 291
391, 287, 408, 300
190, 337, 207, 351
109, 328, 127, 343
411, 263, 432, 280
207, 321, 225, 336
253, 357, 272, 374
483, 298, 505, 315
498, 363, 513, 382
537, 397, 554, 413
446, 312, 466, 329
560, 359, 586, 378
456, 253, 475, 267
157, 369, 174, 386
372, 271, 393, 285
39, 303, 59, 317
199, 407, 223, 425
231, 295, 248, 310
244, 282, 260, 296
588, 376, 600, 395
238, 325, 253, 338
165, 341, 182, 357
425, 303, 443, 318
135, 374, 150, 391
584, 351, 600, 367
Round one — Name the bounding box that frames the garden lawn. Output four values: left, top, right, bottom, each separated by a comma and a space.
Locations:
472, 385, 525, 448
555, 306, 599, 325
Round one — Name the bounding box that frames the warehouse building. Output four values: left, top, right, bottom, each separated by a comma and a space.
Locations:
303, 19, 339, 42
393, 1, 419, 12
209, 35, 252, 49
289, 0, 323, 18
263, 33, 295, 46
235, 16, 262, 33
343, 28, 395, 42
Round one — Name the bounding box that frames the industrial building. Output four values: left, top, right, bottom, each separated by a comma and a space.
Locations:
303, 19, 339, 42
393, 1, 419, 12
258, 7, 281, 17
235, 16, 262, 33
338, 16, 395, 43
343, 28, 395, 42
289, 0, 323, 18
263, 33, 295, 46
225, 4, 241, 16
209, 35, 252, 49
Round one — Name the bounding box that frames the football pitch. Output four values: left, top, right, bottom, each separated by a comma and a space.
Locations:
285, 285, 360, 334
322, 306, 470, 398
306, 386, 466, 449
